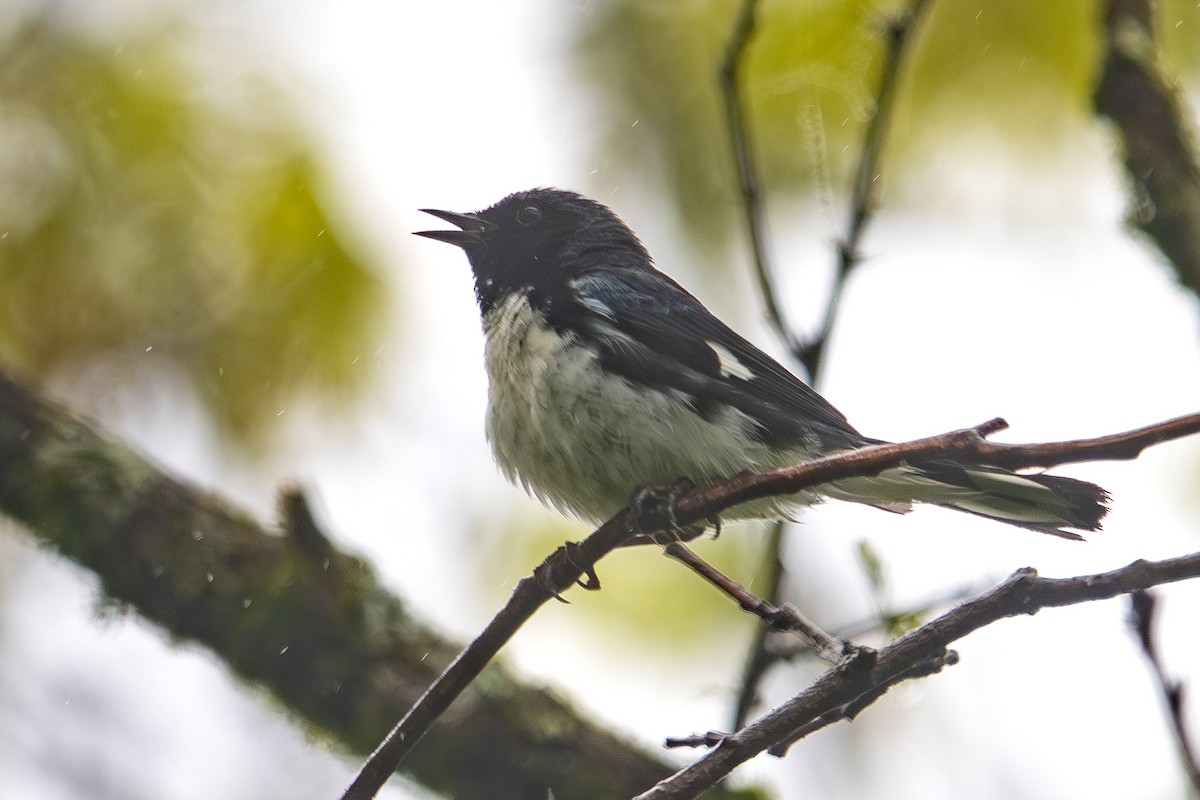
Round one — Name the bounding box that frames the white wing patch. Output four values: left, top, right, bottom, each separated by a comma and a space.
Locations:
569, 277, 617, 319
577, 294, 615, 320
706, 340, 754, 381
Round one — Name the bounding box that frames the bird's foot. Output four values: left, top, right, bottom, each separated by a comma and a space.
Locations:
629, 478, 705, 542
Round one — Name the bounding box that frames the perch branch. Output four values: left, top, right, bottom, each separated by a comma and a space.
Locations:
343, 411, 1200, 799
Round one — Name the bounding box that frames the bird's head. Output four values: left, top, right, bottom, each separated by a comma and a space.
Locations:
416, 188, 652, 313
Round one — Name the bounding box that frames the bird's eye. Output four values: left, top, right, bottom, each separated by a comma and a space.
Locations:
516, 205, 542, 225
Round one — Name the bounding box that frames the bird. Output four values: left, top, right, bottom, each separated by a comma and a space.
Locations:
415, 188, 1108, 539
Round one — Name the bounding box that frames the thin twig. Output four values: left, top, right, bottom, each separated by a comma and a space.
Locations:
800, 0, 933, 377
665, 731, 730, 750
1128, 590, 1200, 794
963, 413, 1200, 470
342, 412, 1200, 800
718, 0, 805, 361
730, 519, 787, 729
634, 553, 1200, 800
662, 541, 849, 662
765, 580, 984, 665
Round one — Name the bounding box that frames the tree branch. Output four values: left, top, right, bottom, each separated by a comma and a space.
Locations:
0, 368, 737, 800
672, 414, 1199, 520
719, 0, 931, 377
730, 519, 787, 729
662, 541, 847, 662
1128, 589, 1200, 794
635, 554, 1200, 800
344, 411, 1200, 799
1094, 0, 1200, 297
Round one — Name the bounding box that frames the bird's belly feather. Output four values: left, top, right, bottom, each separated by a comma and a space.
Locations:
482, 294, 817, 522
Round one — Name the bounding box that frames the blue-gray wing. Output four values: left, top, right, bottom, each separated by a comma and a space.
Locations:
563, 269, 866, 451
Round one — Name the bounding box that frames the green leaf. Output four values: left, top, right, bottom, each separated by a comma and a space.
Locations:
0, 22, 384, 445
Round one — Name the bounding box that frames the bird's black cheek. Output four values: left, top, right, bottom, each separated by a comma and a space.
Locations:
474, 281, 505, 316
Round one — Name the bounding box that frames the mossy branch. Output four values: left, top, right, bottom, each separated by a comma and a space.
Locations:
0, 368, 754, 800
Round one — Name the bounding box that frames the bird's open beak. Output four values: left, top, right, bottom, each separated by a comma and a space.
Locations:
414, 209, 493, 246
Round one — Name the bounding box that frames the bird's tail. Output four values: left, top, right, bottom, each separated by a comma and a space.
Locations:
824, 462, 1110, 540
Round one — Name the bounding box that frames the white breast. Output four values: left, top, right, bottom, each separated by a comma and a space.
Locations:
481, 293, 821, 522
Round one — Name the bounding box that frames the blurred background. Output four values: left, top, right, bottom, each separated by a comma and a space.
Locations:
2, 1, 1199, 798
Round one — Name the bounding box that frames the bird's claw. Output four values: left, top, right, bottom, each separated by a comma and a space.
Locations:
629, 478, 700, 540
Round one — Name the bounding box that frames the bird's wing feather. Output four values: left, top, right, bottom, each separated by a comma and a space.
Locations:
565, 269, 864, 450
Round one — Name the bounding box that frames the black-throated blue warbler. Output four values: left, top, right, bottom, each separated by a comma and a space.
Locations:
416, 188, 1107, 538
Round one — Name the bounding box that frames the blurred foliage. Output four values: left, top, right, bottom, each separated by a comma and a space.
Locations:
0, 21, 384, 444
856, 539, 923, 637
576, 0, 1200, 255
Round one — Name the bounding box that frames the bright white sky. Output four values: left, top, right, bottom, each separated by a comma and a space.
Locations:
3, 2, 1200, 800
